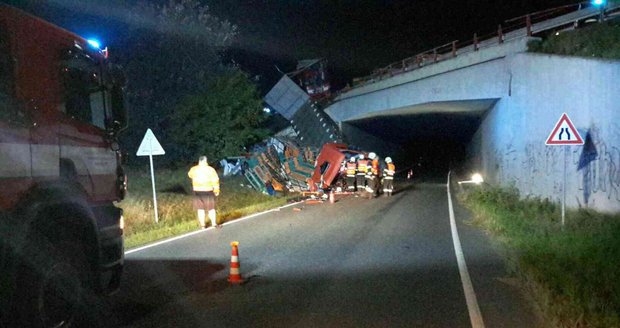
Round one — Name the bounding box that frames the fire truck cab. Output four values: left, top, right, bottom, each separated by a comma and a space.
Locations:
0, 5, 127, 327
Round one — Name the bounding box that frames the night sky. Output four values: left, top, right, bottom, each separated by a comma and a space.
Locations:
6, 0, 578, 92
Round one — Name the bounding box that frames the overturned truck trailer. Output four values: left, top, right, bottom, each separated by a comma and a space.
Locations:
243, 140, 362, 194
243, 66, 360, 193
264, 74, 341, 148
243, 138, 317, 193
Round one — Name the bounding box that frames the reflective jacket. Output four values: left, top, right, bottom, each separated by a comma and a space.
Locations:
346, 162, 357, 176
356, 159, 369, 174
383, 163, 396, 179
188, 164, 220, 193
370, 158, 380, 176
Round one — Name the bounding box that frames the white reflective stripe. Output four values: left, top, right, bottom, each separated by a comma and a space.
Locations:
0, 143, 31, 177
193, 187, 214, 192
230, 267, 239, 274
31, 144, 59, 177
384, 177, 394, 180
60, 145, 116, 175
0, 142, 115, 178
231, 256, 238, 262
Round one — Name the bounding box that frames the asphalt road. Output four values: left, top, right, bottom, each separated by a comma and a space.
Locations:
98, 177, 540, 328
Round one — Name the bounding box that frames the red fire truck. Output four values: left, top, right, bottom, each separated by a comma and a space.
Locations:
0, 5, 127, 327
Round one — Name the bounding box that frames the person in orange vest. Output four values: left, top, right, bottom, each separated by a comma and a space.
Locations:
188, 156, 221, 229
345, 156, 357, 192
356, 154, 368, 194
383, 157, 396, 196
366, 153, 379, 198
366, 152, 380, 198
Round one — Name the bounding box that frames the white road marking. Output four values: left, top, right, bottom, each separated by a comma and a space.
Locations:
447, 171, 485, 328
125, 201, 303, 255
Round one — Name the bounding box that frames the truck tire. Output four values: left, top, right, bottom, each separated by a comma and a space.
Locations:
16, 239, 91, 328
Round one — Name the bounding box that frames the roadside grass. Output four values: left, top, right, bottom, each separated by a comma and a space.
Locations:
459, 186, 620, 328
528, 21, 620, 59
118, 167, 295, 249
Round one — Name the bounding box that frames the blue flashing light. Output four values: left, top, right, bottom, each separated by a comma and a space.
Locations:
592, 0, 605, 6
86, 39, 101, 49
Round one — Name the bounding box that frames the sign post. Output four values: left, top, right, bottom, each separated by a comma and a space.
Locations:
545, 113, 583, 226
137, 129, 166, 223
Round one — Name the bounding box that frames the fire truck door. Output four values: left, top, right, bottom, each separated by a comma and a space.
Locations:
0, 26, 33, 207
57, 50, 116, 200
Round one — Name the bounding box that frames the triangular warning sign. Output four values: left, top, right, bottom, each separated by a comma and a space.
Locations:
545, 113, 583, 146
137, 129, 166, 156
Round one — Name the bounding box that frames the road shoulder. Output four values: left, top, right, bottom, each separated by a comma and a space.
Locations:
450, 183, 543, 328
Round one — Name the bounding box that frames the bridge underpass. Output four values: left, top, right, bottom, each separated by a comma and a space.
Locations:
319, 3, 620, 212
342, 100, 496, 178
326, 49, 620, 212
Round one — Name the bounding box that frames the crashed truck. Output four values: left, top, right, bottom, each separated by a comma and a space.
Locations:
242, 139, 363, 194
241, 60, 363, 193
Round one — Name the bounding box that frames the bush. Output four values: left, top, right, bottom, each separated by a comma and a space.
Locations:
528, 22, 620, 59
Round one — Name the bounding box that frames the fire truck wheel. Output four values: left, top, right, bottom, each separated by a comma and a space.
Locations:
17, 240, 90, 328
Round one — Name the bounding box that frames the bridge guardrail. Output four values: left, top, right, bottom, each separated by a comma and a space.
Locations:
344, 1, 620, 92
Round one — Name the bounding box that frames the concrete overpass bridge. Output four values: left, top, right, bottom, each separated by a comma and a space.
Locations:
324, 3, 620, 212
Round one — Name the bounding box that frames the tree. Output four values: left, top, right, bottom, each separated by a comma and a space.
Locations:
113, 0, 238, 163
170, 70, 269, 162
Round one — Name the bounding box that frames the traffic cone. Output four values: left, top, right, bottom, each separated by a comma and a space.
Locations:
228, 241, 244, 284
329, 191, 335, 204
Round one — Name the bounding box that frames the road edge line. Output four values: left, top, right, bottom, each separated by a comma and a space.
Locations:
447, 171, 485, 328
125, 201, 304, 255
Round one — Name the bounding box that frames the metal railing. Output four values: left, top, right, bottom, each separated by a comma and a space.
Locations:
345, 1, 619, 91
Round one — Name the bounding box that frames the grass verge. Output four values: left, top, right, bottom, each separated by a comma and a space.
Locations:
459, 186, 620, 328
528, 21, 620, 59
118, 167, 297, 249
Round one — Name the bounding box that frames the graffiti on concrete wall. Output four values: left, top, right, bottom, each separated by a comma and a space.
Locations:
520, 142, 563, 196
478, 119, 619, 211
577, 124, 620, 207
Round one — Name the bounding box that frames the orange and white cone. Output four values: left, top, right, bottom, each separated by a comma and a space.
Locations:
228, 241, 244, 284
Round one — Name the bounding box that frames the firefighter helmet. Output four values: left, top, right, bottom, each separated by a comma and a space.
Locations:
368, 152, 377, 160
385, 157, 392, 163
349, 156, 356, 163
358, 154, 365, 160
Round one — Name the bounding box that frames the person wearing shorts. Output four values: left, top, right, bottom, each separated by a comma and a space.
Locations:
188, 156, 221, 229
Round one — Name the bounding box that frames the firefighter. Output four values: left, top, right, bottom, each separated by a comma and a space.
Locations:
383, 157, 396, 196
356, 154, 368, 194
188, 156, 221, 229
366, 152, 380, 198
345, 156, 357, 192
